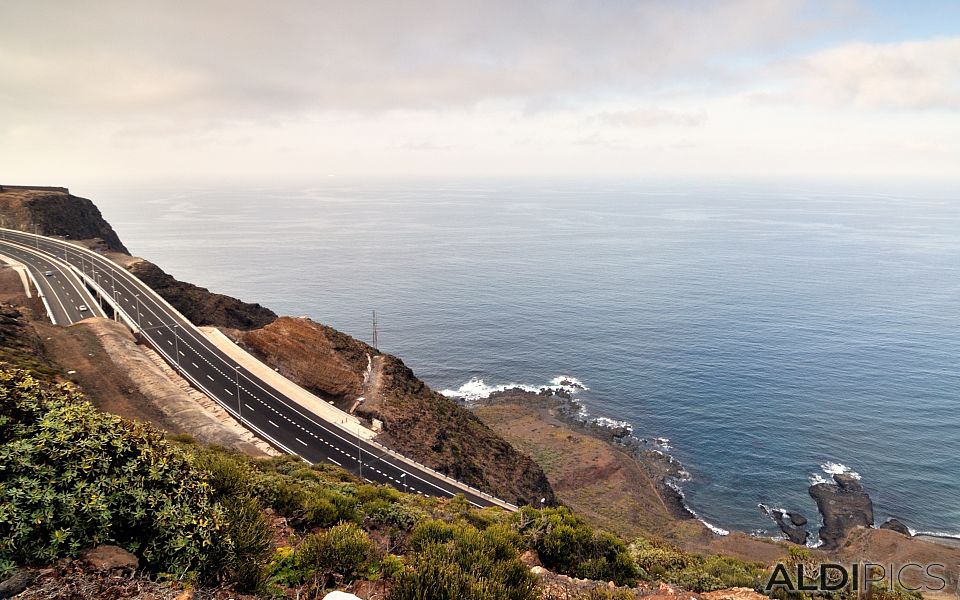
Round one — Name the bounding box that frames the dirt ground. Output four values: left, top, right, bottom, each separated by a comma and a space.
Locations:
0, 264, 273, 456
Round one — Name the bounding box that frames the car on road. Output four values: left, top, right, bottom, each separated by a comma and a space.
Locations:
44, 270, 54, 276
77, 305, 88, 312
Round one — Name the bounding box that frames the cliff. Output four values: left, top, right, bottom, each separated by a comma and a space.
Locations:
231, 316, 556, 506
128, 259, 278, 330
0, 186, 552, 505
0, 186, 128, 253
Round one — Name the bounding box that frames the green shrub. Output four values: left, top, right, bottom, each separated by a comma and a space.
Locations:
631, 537, 765, 592
389, 524, 537, 600
363, 499, 421, 530
267, 546, 301, 588
0, 369, 224, 578
218, 494, 274, 592
409, 518, 457, 551
512, 507, 639, 586
194, 447, 253, 500
297, 522, 374, 587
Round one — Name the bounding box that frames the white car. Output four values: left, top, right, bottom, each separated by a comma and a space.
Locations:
77, 304, 88, 312
44, 270, 54, 276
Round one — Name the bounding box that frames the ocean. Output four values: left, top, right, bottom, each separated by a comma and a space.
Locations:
85, 179, 960, 540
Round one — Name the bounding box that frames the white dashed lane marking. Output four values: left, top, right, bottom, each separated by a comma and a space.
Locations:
269, 420, 279, 428
244, 404, 254, 412
296, 437, 308, 447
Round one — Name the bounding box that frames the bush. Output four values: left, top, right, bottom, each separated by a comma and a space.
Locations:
297, 522, 374, 588
631, 537, 765, 592
513, 507, 639, 586
267, 546, 301, 588
389, 523, 537, 600
218, 495, 274, 592
408, 519, 457, 552
0, 369, 224, 578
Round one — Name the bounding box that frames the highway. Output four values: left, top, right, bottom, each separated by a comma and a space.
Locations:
0, 229, 515, 510
0, 236, 103, 324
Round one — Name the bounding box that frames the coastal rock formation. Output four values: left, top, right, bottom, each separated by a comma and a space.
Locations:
879, 518, 911, 536
767, 508, 809, 545
0, 186, 128, 253
230, 315, 555, 505
128, 259, 277, 330
0, 187, 553, 506
809, 473, 874, 550
360, 355, 556, 506
234, 316, 368, 407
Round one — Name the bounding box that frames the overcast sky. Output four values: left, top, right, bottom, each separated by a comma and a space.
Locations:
2, 0, 959, 184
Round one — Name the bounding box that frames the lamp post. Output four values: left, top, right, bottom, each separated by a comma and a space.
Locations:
135, 294, 141, 329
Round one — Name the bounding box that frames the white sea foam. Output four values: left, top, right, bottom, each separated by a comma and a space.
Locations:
809, 461, 861, 485
667, 481, 730, 536
440, 375, 589, 402
911, 529, 960, 540
592, 416, 633, 431
820, 461, 861, 479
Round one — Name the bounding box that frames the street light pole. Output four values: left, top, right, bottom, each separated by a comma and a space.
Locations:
135, 294, 141, 330
358, 427, 363, 480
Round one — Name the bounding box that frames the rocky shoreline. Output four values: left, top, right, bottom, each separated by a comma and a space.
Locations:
468, 382, 700, 524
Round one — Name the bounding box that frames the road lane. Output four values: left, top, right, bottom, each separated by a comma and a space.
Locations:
0, 230, 514, 509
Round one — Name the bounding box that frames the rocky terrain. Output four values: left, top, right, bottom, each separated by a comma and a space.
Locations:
128, 259, 278, 330
0, 185, 553, 506
225, 315, 555, 506
809, 473, 875, 550
0, 186, 127, 253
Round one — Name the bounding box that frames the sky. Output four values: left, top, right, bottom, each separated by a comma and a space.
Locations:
1, 0, 958, 184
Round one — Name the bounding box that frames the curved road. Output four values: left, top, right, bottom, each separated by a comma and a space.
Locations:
0, 229, 515, 510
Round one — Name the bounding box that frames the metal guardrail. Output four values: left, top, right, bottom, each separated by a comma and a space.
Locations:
2, 228, 520, 511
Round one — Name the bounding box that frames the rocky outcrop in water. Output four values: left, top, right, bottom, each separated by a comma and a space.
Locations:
768, 508, 809, 545
809, 473, 874, 550
879, 518, 911, 536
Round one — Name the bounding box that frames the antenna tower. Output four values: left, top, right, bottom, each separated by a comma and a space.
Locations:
372, 310, 379, 350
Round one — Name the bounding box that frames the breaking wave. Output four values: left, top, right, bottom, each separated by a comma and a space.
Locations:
668, 481, 729, 536
809, 461, 861, 485
440, 375, 588, 402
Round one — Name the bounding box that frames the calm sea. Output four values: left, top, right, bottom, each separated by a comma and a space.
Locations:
86, 179, 960, 539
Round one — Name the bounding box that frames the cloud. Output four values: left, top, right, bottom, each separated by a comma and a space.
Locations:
757, 37, 960, 111
594, 108, 707, 128
0, 0, 831, 121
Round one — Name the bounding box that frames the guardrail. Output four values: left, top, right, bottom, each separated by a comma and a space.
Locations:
1, 228, 520, 511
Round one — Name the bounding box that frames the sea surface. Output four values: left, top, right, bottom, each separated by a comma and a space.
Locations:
85, 179, 960, 540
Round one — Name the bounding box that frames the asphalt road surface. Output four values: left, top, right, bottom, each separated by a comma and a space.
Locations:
0, 230, 513, 510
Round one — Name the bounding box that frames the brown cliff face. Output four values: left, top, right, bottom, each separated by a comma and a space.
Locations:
235, 317, 367, 405
0, 187, 128, 253
128, 260, 277, 331
367, 355, 556, 506
0, 185, 553, 506
233, 316, 555, 506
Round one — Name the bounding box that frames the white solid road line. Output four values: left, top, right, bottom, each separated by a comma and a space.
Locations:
2, 230, 513, 510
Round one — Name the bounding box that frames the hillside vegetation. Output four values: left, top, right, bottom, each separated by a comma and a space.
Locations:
0, 364, 777, 599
